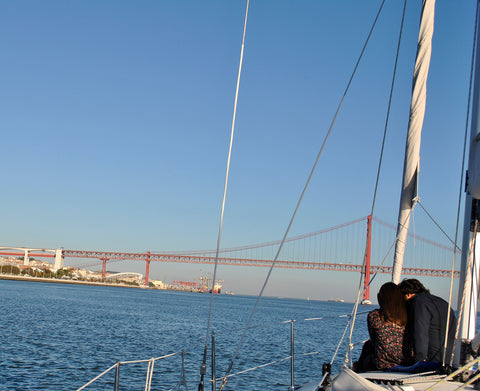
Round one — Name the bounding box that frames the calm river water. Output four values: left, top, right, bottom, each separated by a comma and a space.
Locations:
1, 279, 369, 390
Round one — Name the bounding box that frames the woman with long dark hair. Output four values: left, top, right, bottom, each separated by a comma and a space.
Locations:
355, 282, 411, 371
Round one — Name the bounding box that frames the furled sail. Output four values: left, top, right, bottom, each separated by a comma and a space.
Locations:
392, 0, 435, 284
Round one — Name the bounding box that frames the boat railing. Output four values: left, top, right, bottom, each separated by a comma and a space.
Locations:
75, 311, 370, 391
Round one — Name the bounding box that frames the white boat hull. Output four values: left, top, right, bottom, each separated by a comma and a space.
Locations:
300, 368, 478, 391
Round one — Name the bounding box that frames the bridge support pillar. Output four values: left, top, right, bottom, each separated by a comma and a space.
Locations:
101, 259, 108, 280
53, 249, 63, 272
145, 252, 151, 286
363, 215, 372, 302
23, 250, 29, 266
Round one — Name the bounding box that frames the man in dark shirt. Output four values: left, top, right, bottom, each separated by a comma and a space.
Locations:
398, 279, 456, 364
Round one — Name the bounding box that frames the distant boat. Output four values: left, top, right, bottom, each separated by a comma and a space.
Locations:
360, 299, 372, 305
327, 299, 344, 303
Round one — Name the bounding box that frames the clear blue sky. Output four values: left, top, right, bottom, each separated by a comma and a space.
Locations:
0, 1, 476, 301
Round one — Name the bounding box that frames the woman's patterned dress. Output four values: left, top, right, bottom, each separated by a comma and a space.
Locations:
367, 308, 409, 369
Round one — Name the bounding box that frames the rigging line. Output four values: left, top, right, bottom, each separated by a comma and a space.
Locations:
417, 201, 462, 251
369, 0, 407, 216
199, 1, 250, 389
345, 0, 407, 366
447, 0, 479, 367
374, 216, 461, 251
217, 356, 293, 380
331, 313, 354, 367
75, 363, 119, 391
219, 2, 388, 389
145, 358, 155, 391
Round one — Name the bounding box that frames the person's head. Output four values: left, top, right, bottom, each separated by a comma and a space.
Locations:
398, 278, 430, 300
377, 282, 407, 326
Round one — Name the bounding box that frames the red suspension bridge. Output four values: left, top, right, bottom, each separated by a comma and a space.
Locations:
0, 216, 459, 301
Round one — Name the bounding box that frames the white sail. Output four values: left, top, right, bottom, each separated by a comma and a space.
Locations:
392, 0, 436, 284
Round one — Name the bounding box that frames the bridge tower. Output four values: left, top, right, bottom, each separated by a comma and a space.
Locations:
54, 249, 64, 271
363, 215, 372, 302
145, 251, 151, 285
101, 258, 108, 280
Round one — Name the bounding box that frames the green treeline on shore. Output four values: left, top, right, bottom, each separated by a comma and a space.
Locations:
0, 265, 140, 286
0, 264, 71, 278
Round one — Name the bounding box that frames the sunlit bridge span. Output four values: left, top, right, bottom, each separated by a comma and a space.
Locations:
0, 216, 460, 301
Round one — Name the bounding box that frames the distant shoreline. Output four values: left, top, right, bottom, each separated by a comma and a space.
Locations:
0, 275, 356, 302
0, 274, 146, 289
0, 275, 232, 297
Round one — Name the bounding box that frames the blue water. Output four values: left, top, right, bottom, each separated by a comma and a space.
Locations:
0, 280, 369, 390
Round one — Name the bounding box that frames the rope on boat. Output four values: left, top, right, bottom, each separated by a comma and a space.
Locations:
144, 358, 155, 391
344, 0, 405, 368
120, 350, 181, 365
417, 202, 462, 252
369, 0, 407, 217
201, 1, 250, 390
333, 311, 354, 367
216, 355, 293, 381
75, 349, 187, 390
75, 362, 118, 391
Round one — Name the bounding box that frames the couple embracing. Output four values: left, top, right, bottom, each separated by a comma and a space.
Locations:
354, 279, 456, 372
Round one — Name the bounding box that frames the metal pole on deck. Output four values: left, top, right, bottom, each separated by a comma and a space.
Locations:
114, 362, 120, 391
290, 321, 295, 390
211, 332, 216, 391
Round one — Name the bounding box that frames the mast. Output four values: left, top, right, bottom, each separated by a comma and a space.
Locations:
392, 0, 436, 284
455, 0, 480, 366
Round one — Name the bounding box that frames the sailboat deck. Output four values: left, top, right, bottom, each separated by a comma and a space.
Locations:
298, 368, 479, 391
356, 371, 478, 391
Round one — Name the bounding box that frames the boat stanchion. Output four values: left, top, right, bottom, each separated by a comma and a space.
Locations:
321, 363, 331, 387
211, 332, 216, 391
199, 359, 207, 391
290, 320, 295, 390
198, 342, 208, 391
114, 361, 120, 391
